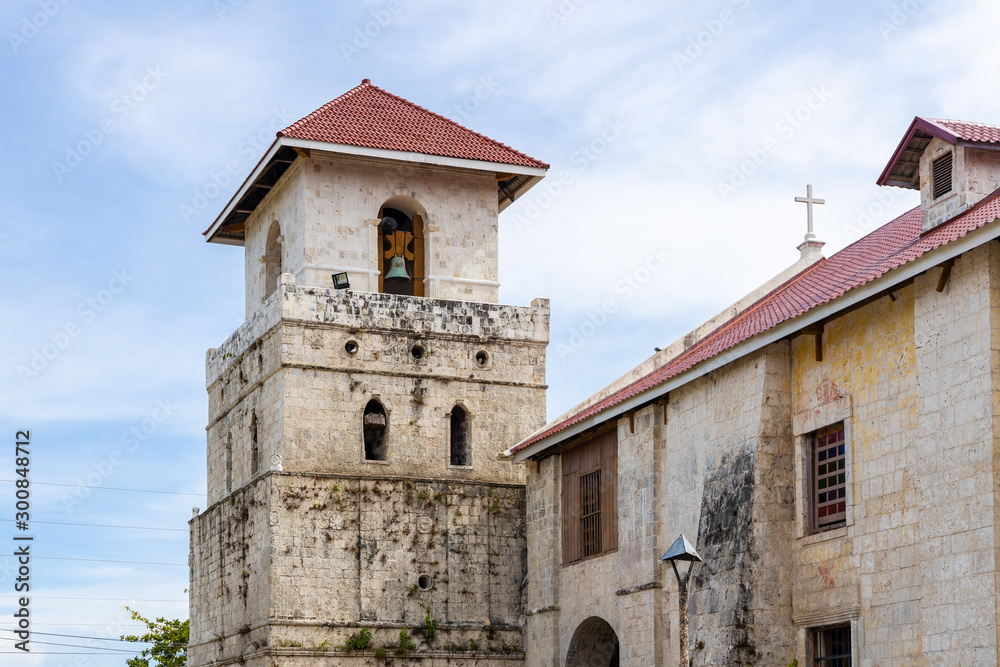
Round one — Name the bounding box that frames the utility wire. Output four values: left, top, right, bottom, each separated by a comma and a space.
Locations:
1, 629, 187, 648
0, 517, 187, 532
0, 652, 146, 655
1, 623, 145, 628
0, 595, 186, 602
0, 555, 185, 566
0, 479, 205, 497
0, 636, 141, 653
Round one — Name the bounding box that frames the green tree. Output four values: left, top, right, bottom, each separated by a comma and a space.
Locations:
120, 606, 189, 667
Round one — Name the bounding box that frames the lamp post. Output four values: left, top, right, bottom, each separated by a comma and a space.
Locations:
661, 534, 702, 666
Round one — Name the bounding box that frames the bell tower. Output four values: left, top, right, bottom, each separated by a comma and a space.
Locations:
189, 80, 549, 666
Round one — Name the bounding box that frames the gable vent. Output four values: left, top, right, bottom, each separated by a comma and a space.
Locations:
932, 152, 953, 199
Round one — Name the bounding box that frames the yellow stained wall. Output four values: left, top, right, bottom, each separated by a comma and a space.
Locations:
790, 283, 920, 656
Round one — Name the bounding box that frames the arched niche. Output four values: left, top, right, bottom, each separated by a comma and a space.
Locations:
363, 399, 388, 461
263, 221, 283, 302
449, 404, 470, 466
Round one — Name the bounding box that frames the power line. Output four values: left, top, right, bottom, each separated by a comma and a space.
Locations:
0, 517, 187, 532
0, 595, 186, 602
4, 623, 145, 627
0, 555, 185, 566
0, 629, 186, 647
0, 652, 144, 655
0, 636, 140, 653
0, 479, 205, 497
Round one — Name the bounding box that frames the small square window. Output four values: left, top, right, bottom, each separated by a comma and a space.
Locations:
813, 625, 851, 666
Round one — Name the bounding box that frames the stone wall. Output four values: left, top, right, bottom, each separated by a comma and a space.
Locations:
920, 137, 1000, 231
190, 472, 527, 666
525, 345, 798, 667
194, 282, 548, 667
204, 285, 549, 505
241, 153, 501, 314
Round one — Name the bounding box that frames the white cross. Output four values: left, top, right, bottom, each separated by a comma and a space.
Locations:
795, 184, 825, 241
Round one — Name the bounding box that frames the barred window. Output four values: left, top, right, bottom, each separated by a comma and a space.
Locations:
562, 430, 617, 564
813, 423, 846, 530
580, 471, 601, 557
813, 625, 851, 666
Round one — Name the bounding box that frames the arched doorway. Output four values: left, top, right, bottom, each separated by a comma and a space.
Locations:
565, 617, 620, 667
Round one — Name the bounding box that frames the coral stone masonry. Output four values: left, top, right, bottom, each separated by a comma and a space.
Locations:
191, 85, 1000, 666
514, 116, 1000, 666
189, 81, 548, 666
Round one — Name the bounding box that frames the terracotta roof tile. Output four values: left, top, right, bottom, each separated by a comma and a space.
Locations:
513, 188, 1000, 453
278, 80, 548, 169
928, 118, 1000, 144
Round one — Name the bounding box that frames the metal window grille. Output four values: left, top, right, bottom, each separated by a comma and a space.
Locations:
813, 626, 851, 666
814, 425, 846, 528
579, 471, 602, 558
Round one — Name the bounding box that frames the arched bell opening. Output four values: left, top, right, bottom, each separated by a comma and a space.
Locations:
377, 196, 426, 297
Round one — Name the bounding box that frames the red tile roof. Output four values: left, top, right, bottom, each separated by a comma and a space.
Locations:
513, 187, 1000, 454
278, 80, 549, 169
928, 118, 1000, 144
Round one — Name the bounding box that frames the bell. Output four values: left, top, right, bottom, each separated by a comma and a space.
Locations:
384, 255, 411, 282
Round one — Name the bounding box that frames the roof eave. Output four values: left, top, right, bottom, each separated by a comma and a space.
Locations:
280, 137, 548, 177
877, 116, 959, 187
499, 175, 545, 212
204, 138, 285, 244
205, 137, 549, 243
511, 214, 1000, 461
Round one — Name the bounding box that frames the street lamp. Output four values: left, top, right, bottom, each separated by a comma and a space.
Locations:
661, 534, 702, 665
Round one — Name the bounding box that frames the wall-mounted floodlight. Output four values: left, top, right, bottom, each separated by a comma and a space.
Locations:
332, 273, 350, 290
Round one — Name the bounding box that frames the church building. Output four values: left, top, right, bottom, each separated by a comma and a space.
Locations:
510, 117, 1000, 666
188, 80, 550, 666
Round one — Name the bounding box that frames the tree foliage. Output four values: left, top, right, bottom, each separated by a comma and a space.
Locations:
120, 606, 189, 667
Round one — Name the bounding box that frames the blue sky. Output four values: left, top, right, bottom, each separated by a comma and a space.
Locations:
1, 0, 998, 664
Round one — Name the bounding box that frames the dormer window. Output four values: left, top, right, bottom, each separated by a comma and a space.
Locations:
932, 152, 953, 199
